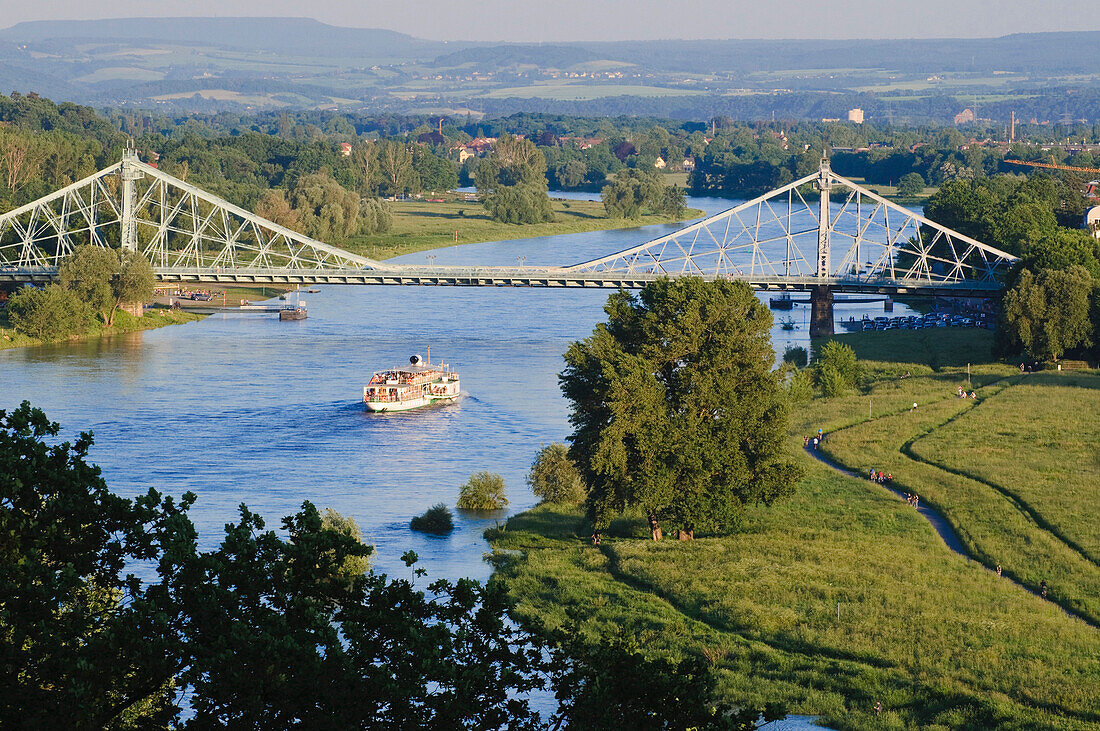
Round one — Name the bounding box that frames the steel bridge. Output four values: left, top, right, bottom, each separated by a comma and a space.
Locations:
0, 148, 1018, 335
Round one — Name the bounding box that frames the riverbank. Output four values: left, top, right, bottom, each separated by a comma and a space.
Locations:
486, 330, 1100, 730
342, 197, 704, 261
0, 307, 204, 351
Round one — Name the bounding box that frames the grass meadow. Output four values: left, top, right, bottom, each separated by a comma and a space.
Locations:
488, 329, 1100, 730
344, 198, 701, 261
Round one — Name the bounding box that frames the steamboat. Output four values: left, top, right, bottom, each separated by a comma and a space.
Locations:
363, 352, 460, 412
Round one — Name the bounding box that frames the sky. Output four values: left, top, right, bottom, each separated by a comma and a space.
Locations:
0, 0, 1097, 42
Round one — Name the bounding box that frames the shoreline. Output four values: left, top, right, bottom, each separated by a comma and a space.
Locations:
0, 307, 204, 352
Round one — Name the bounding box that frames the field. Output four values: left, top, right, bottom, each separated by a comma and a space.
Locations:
478, 84, 705, 100
343, 197, 702, 261
488, 329, 1100, 730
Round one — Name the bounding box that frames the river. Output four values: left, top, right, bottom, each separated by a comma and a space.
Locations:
0, 191, 915, 579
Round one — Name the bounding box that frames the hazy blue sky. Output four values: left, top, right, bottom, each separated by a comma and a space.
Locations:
1, 0, 1097, 42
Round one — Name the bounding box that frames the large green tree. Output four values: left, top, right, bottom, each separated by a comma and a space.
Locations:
0, 401, 189, 729
475, 134, 553, 224
110, 251, 156, 325
561, 278, 803, 538
1001, 266, 1095, 361
58, 244, 120, 324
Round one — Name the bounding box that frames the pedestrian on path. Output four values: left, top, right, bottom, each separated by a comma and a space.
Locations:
813, 437, 819, 450
1041, 579, 1048, 598
996, 563, 1002, 578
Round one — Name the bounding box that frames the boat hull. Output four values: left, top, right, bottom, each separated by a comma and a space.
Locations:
364, 392, 460, 412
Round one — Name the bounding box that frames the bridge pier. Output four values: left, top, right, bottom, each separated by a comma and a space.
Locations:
809, 285, 834, 338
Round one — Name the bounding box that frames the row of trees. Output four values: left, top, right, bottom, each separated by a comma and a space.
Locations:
6, 246, 155, 340
920, 175, 1100, 361
601, 169, 686, 219
0, 401, 777, 729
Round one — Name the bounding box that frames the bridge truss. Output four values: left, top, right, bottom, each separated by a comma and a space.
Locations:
0, 152, 1017, 300
0, 146, 387, 276
567, 158, 1018, 291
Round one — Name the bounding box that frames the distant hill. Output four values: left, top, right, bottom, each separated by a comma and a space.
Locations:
573, 32, 1100, 75
0, 17, 1099, 121
0, 17, 461, 60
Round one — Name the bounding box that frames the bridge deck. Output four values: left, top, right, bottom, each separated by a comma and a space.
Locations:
0, 266, 1003, 297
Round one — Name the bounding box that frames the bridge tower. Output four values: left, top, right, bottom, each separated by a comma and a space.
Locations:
810, 154, 835, 338
120, 142, 142, 253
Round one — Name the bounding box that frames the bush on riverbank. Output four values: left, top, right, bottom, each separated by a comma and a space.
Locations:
410, 503, 454, 534
457, 471, 508, 511
527, 443, 586, 505
6, 285, 89, 340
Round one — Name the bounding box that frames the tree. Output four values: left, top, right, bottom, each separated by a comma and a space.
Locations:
1001, 266, 1095, 361
527, 443, 586, 505
549, 629, 781, 731
286, 172, 364, 241
377, 140, 416, 197
110, 251, 156, 326
475, 134, 553, 224
896, 171, 925, 197
483, 185, 554, 225
561, 278, 804, 538
0, 401, 190, 729
59, 245, 120, 324
457, 471, 508, 511
6, 284, 88, 340
812, 340, 861, 396
601, 168, 683, 219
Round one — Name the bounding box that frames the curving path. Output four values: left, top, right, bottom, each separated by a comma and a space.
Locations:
804, 445, 966, 555
804, 444, 1095, 627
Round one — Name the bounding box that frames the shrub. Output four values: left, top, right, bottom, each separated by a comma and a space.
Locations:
816, 363, 850, 398
7, 285, 89, 341
785, 368, 814, 402
321, 508, 373, 576
783, 346, 809, 369
813, 340, 861, 393
527, 443, 586, 505
457, 471, 508, 511
410, 503, 455, 534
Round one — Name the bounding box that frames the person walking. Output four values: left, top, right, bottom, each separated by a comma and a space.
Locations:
812, 437, 819, 450
996, 563, 1002, 578
1040, 580, 1047, 598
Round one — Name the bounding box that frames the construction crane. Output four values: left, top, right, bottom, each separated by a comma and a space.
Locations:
1004, 158, 1100, 175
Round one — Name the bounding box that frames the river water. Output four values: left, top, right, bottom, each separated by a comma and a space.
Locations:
0, 192, 913, 581
4, 191, 891, 728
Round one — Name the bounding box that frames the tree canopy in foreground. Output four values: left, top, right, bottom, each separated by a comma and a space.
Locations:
0, 401, 765, 729
560, 278, 803, 538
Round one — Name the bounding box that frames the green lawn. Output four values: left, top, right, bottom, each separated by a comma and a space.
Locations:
910, 375, 1100, 563
343, 197, 702, 261
488, 329, 1100, 730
